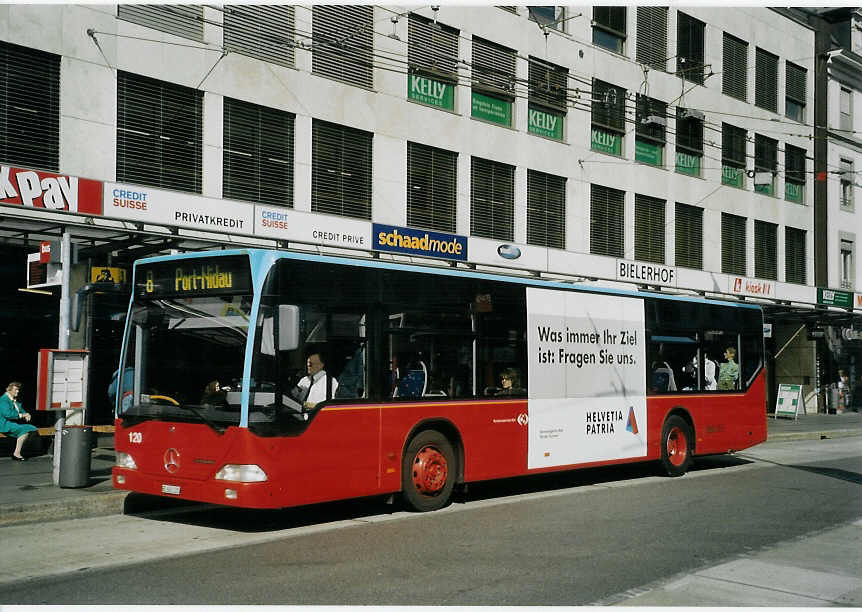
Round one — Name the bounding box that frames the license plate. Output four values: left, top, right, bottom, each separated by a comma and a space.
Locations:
161, 484, 181, 495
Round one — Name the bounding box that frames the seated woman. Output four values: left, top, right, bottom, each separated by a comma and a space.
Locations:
0, 381, 37, 461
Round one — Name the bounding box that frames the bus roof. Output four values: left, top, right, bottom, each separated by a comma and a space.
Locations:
134, 248, 763, 312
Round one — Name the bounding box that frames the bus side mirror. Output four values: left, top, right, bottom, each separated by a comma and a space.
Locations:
261, 305, 300, 355
278, 305, 299, 351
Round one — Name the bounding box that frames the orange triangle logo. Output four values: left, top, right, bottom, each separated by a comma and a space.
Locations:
626, 406, 639, 435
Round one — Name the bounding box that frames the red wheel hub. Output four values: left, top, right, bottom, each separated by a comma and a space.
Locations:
666, 426, 688, 467
411, 446, 448, 495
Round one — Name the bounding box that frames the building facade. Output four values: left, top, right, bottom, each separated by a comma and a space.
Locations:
0, 5, 858, 420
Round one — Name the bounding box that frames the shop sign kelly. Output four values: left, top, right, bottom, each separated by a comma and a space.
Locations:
471, 91, 511, 127
408, 74, 454, 111
528, 107, 563, 140
676, 151, 701, 177
591, 128, 622, 156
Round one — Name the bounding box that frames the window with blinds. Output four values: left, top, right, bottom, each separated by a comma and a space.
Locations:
636, 7, 667, 71
224, 5, 295, 69
634, 194, 665, 264
722, 33, 747, 102
117, 71, 202, 193
592, 79, 626, 132
840, 88, 853, 132
471, 157, 514, 241
407, 142, 457, 233
636, 94, 667, 144
721, 212, 747, 276
785, 62, 806, 122
754, 133, 777, 195
841, 158, 854, 209
755, 47, 778, 113
722, 124, 747, 167
528, 57, 568, 112
676, 108, 703, 154
590, 184, 624, 257
754, 220, 777, 280
224, 98, 294, 207
785, 227, 806, 284
592, 7, 626, 54
472, 36, 516, 98
721, 123, 747, 188
784, 145, 806, 186
677, 12, 705, 85
675, 202, 703, 270
312, 5, 374, 89
527, 169, 566, 249
408, 13, 459, 79
0, 41, 60, 171
312, 119, 372, 220
117, 5, 203, 41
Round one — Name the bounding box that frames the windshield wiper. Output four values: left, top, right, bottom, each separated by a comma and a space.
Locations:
178, 404, 225, 434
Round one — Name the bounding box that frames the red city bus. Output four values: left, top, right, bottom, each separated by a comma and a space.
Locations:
112, 249, 766, 511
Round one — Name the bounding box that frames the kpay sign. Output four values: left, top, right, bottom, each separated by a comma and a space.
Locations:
0, 165, 102, 214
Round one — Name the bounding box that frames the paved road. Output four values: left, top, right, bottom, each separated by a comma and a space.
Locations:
2, 436, 860, 605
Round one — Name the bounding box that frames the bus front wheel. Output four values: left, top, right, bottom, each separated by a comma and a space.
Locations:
401, 430, 456, 512
660, 415, 693, 477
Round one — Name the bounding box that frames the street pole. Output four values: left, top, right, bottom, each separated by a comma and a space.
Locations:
52, 229, 71, 486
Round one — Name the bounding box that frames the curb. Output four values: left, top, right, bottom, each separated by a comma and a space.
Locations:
767, 429, 862, 443
0, 490, 129, 528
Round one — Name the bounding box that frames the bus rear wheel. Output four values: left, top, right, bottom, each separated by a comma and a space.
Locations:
660, 415, 693, 477
402, 430, 456, 512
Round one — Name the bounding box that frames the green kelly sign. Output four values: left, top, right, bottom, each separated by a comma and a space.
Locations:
591, 127, 622, 156
528, 106, 564, 140
722, 165, 745, 188
635, 139, 663, 166
471, 91, 511, 126
818, 287, 853, 308
676, 151, 701, 177
755, 180, 774, 197
785, 181, 803, 203
408, 74, 455, 111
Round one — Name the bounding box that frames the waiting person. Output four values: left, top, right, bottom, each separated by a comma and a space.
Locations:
292, 352, 338, 409
717, 347, 740, 390
0, 381, 37, 461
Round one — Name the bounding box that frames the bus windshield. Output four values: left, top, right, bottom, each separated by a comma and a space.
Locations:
117, 294, 251, 430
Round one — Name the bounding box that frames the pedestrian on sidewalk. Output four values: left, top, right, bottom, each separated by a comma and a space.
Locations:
0, 381, 37, 461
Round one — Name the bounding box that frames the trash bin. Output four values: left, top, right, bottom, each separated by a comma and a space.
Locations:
59, 425, 92, 488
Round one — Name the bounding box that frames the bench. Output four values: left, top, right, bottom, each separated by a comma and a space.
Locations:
0, 425, 115, 438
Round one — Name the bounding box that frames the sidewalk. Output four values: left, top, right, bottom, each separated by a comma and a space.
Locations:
0, 412, 860, 528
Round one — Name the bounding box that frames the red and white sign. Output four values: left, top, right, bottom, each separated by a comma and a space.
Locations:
104, 182, 254, 235
39, 241, 52, 264
255, 205, 371, 249
0, 165, 102, 214
856, 293, 862, 310
729, 276, 775, 298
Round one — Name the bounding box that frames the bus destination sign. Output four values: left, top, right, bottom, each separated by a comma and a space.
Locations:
136, 255, 252, 298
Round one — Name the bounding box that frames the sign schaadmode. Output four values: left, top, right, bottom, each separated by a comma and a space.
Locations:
373, 223, 467, 261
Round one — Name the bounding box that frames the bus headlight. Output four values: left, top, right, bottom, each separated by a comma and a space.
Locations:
214, 464, 268, 483
116, 452, 137, 470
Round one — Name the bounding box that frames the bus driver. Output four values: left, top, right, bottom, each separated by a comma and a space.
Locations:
292, 352, 338, 409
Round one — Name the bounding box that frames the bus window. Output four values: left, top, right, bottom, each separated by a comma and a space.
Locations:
386, 310, 473, 398
706, 330, 740, 391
